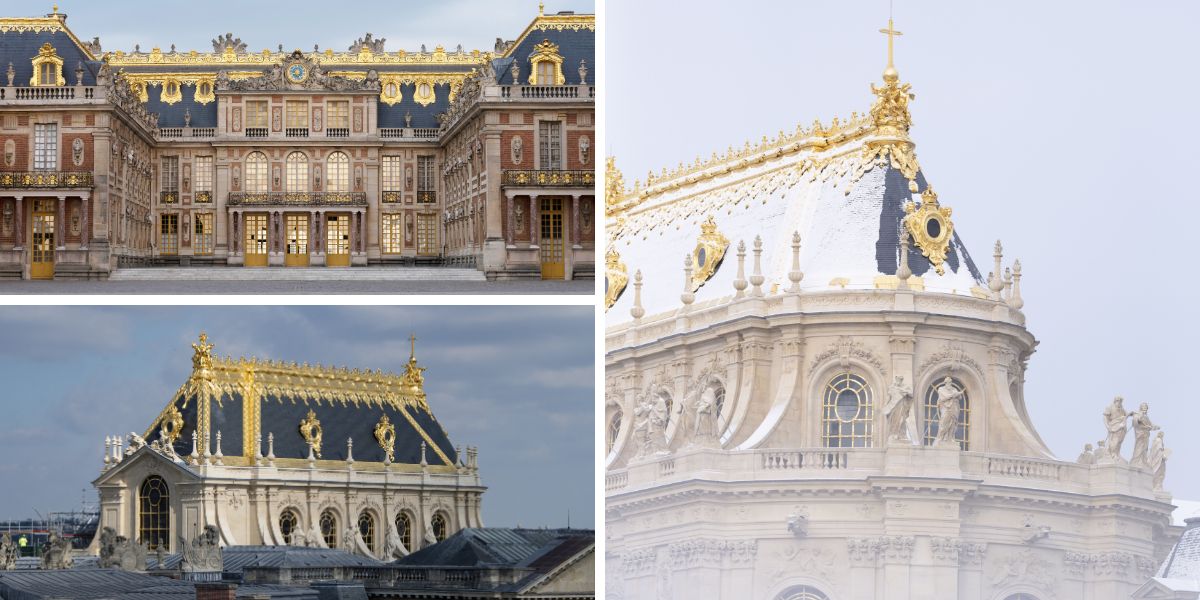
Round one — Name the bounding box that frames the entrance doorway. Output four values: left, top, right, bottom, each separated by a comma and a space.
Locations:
285, 214, 309, 267
539, 198, 564, 280
244, 213, 268, 267
326, 214, 350, 267
31, 199, 55, 279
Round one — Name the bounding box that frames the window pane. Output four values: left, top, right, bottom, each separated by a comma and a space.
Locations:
286, 152, 308, 192
34, 124, 57, 170
194, 156, 213, 192
161, 157, 178, 192
245, 152, 268, 193
538, 121, 561, 169
326, 152, 349, 193
382, 156, 402, 192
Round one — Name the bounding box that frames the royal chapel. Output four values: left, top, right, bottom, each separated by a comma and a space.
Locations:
0, 5, 595, 280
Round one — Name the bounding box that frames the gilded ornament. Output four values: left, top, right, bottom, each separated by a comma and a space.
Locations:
690, 215, 729, 292
299, 409, 323, 458
604, 247, 628, 311
159, 404, 185, 445
902, 186, 954, 275
193, 79, 215, 105
374, 414, 397, 463
191, 332, 214, 374
527, 39, 565, 85
159, 79, 182, 105
30, 42, 65, 87
605, 156, 625, 215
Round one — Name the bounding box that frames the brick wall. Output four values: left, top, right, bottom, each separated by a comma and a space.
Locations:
501, 131, 534, 169
194, 582, 237, 600
1, 135, 29, 170
61, 133, 94, 171
566, 130, 593, 170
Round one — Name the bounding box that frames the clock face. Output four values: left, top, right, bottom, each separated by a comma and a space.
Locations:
286, 63, 307, 83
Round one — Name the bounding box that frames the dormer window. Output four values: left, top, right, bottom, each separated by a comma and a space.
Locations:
160, 80, 182, 105
30, 43, 65, 87
194, 80, 215, 105
413, 81, 435, 106
380, 79, 401, 106
527, 39, 564, 86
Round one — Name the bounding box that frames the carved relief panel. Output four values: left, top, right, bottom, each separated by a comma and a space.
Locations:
231, 107, 242, 132
3, 139, 13, 167
312, 106, 323, 132
271, 106, 282, 132
352, 107, 363, 132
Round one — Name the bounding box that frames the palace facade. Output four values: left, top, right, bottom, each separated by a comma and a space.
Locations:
92, 333, 484, 560
0, 6, 595, 280
603, 21, 1177, 600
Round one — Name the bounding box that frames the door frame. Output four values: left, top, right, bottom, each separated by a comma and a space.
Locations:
325, 213, 350, 267
284, 213, 310, 267
539, 197, 564, 280
244, 212, 268, 267
30, 198, 55, 280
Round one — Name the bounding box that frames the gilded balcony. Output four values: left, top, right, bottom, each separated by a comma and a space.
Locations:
501, 169, 595, 188
382, 190, 403, 203
0, 171, 94, 189
160, 191, 178, 204
416, 190, 436, 203
227, 191, 368, 206
195, 191, 213, 203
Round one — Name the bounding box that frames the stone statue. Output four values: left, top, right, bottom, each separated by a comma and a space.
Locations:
40, 531, 73, 570
1149, 431, 1169, 491
422, 520, 438, 548
1129, 403, 1160, 468
578, 58, 588, 84
72, 138, 84, 166
383, 522, 409, 559
126, 431, 147, 454
0, 534, 16, 570
180, 525, 222, 572
884, 375, 917, 444
681, 382, 720, 448
510, 60, 519, 83
289, 527, 307, 547
933, 377, 963, 448
4, 62, 12, 87
578, 135, 591, 165
1076, 443, 1095, 465
214, 69, 231, 91
511, 135, 523, 165
212, 33, 246, 53
514, 202, 525, 232
633, 391, 670, 458
306, 522, 327, 548
1103, 397, 1129, 461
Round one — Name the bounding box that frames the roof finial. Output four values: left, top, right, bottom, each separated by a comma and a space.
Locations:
409, 333, 417, 361
538, 1, 545, 16
879, 18, 904, 81
52, 4, 58, 14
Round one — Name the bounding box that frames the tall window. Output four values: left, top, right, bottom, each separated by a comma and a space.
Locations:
138, 476, 170, 551
279, 509, 299, 544
33, 124, 57, 170
285, 101, 308, 129
286, 152, 308, 192
159, 214, 178, 255
923, 377, 970, 450
246, 101, 268, 129
39, 63, 56, 86
395, 512, 412, 551
327, 101, 349, 130
417, 156, 434, 197
194, 156, 213, 196
358, 511, 375, 551
382, 156, 402, 193
245, 152, 268, 193
161, 157, 179, 201
417, 213, 436, 255
430, 513, 448, 542
319, 509, 338, 548
607, 410, 622, 453
538, 121, 561, 169
194, 213, 213, 255
326, 151, 349, 193
821, 373, 873, 448
382, 213, 403, 254
536, 61, 556, 85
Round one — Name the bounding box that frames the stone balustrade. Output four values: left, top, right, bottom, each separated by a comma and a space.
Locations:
498, 85, 590, 100
0, 86, 98, 101
242, 564, 527, 589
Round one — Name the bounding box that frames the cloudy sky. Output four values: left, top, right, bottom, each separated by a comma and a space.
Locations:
610, 1, 1200, 499
0, 306, 594, 528
41, 0, 594, 56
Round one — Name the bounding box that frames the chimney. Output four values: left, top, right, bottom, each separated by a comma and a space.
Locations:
195, 582, 237, 600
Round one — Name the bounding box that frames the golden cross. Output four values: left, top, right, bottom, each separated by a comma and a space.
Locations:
879, 18, 903, 68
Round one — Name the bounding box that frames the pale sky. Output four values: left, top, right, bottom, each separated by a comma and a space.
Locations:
608, 1, 1200, 499
0, 307, 594, 528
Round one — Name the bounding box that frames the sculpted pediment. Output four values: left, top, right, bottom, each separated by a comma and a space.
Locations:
215, 50, 381, 93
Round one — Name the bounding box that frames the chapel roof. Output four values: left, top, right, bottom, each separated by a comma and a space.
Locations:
0, 569, 317, 600
605, 21, 987, 322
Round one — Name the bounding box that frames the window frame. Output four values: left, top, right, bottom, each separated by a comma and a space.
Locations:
244, 152, 269, 193
820, 372, 874, 448
327, 100, 350, 130
285, 100, 308, 130
538, 121, 562, 170
381, 213, 403, 254
246, 101, 269, 129
33, 123, 58, 171
285, 152, 309, 193
326, 151, 350, 193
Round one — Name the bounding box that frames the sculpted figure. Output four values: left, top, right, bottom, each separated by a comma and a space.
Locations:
679, 381, 720, 449
933, 377, 963, 448
1076, 443, 1095, 465
0, 534, 15, 570
632, 391, 669, 457
1103, 397, 1129, 461
1129, 402, 1160, 468
1149, 431, 1169, 491
884, 375, 917, 444
383, 522, 409, 559
126, 432, 147, 454
422, 520, 438, 548
40, 531, 73, 570
181, 525, 222, 572
510, 136, 523, 165
289, 527, 307, 547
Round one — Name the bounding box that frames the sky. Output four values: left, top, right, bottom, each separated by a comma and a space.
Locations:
609, 1, 1200, 499
0, 306, 594, 529
41, 0, 595, 55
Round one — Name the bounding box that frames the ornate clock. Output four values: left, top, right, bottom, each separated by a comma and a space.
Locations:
286, 62, 308, 84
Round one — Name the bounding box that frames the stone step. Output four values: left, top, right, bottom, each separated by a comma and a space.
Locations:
109, 267, 487, 282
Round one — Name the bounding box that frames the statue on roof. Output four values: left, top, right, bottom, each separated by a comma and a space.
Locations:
1150, 431, 1169, 491
383, 522, 410, 559
869, 19, 914, 136
884, 375, 918, 445
1102, 397, 1129, 462
40, 531, 73, 570
180, 525, 222, 572
350, 33, 386, 53
192, 332, 214, 373
1129, 403, 1160, 468
212, 33, 247, 54
86, 37, 102, 55
0, 534, 16, 570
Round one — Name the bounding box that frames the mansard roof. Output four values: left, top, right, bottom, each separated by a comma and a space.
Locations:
0, 12, 101, 85
495, 11, 595, 86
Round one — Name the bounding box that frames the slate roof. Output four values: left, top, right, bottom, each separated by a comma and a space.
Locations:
0, 29, 100, 86
141, 84, 217, 129
0, 569, 317, 600
497, 22, 594, 86
155, 545, 379, 576
1159, 518, 1200, 580
397, 528, 592, 568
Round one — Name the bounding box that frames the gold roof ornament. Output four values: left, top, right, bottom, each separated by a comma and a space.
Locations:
159, 404, 185, 445
690, 215, 730, 292
604, 247, 628, 311
191, 332, 214, 377
902, 186, 954, 275
863, 17, 921, 193
299, 409, 323, 458
527, 39, 565, 85
401, 334, 426, 396
605, 156, 626, 216
374, 414, 397, 463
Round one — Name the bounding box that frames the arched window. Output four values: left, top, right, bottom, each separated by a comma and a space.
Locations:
821, 373, 873, 448
358, 511, 376, 551
923, 377, 970, 450
286, 152, 308, 193
245, 152, 268, 193
607, 409, 622, 453
776, 586, 830, 600
319, 509, 338, 548
279, 509, 299, 544
138, 476, 170, 550
431, 513, 448, 542
326, 152, 349, 193
395, 512, 412, 551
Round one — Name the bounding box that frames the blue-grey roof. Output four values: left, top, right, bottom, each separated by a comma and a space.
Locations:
0, 29, 99, 86
1160, 518, 1200, 579
142, 83, 217, 128
378, 83, 452, 129
0, 569, 317, 600
497, 25, 593, 86
156, 545, 379, 575
396, 528, 592, 568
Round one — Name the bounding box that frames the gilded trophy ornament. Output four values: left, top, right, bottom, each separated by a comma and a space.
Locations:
902, 186, 954, 275
374, 414, 397, 463
191, 332, 214, 374
604, 247, 628, 311
160, 404, 185, 445
604, 156, 625, 216
690, 215, 730, 292
299, 409, 323, 458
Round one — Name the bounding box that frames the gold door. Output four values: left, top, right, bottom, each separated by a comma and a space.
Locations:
244, 213, 268, 267
30, 199, 55, 279
326, 214, 350, 267
539, 198, 564, 279
284, 214, 309, 267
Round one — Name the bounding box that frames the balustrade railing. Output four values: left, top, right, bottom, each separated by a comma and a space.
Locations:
382, 190, 402, 203
160, 191, 178, 204
985, 455, 1062, 481
379, 128, 440, 140
761, 449, 851, 470
0, 171, 93, 189
501, 169, 595, 187
160, 127, 216, 139
285, 128, 309, 138
244, 127, 268, 138
417, 190, 436, 203
326, 128, 349, 137
0, 86, 97, 101
227, 191, 367, 206
499, 85, 590, 99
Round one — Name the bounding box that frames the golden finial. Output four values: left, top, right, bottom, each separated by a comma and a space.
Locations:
879, 18, 903, 81
52, 4, 58, 14
191, 332, 214, 373
409, 333, 417, 361
539, 1, 544, 16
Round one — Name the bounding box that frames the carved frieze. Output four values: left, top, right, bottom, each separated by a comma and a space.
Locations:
809, 336, 886, 376
918, 341, 983, 377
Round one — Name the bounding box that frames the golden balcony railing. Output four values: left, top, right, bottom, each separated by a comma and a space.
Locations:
501, 169, 595, 187
195, 191, 213, 203
160, 191, 178, 204
416, 190, 436, 203
0, 171, 94, 189
227, 191, 368, 206
382, 190, 403, 203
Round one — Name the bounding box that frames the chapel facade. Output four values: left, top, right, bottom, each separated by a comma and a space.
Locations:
0, 5, 595, 280
91, 333, 484, 562
603, 21, 1177, 600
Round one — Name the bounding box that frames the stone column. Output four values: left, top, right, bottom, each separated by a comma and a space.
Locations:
530, 194, 540, 245
571, 193, 581, 247
14, 195, 23, 247
81, 193, 90, 247
504, 192, 514, 246
231, 210, 239, 253
56, 195, 66, 249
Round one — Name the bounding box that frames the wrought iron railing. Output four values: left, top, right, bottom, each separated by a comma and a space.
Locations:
160, 191, 178, 204
195, 191, 212, 203
501, 169, 595, 187
0, 171, 94, 188
382, 190, 402, 203
285, 128, 309, 138
416, 190, 436, 203
227, 191, 367, 206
